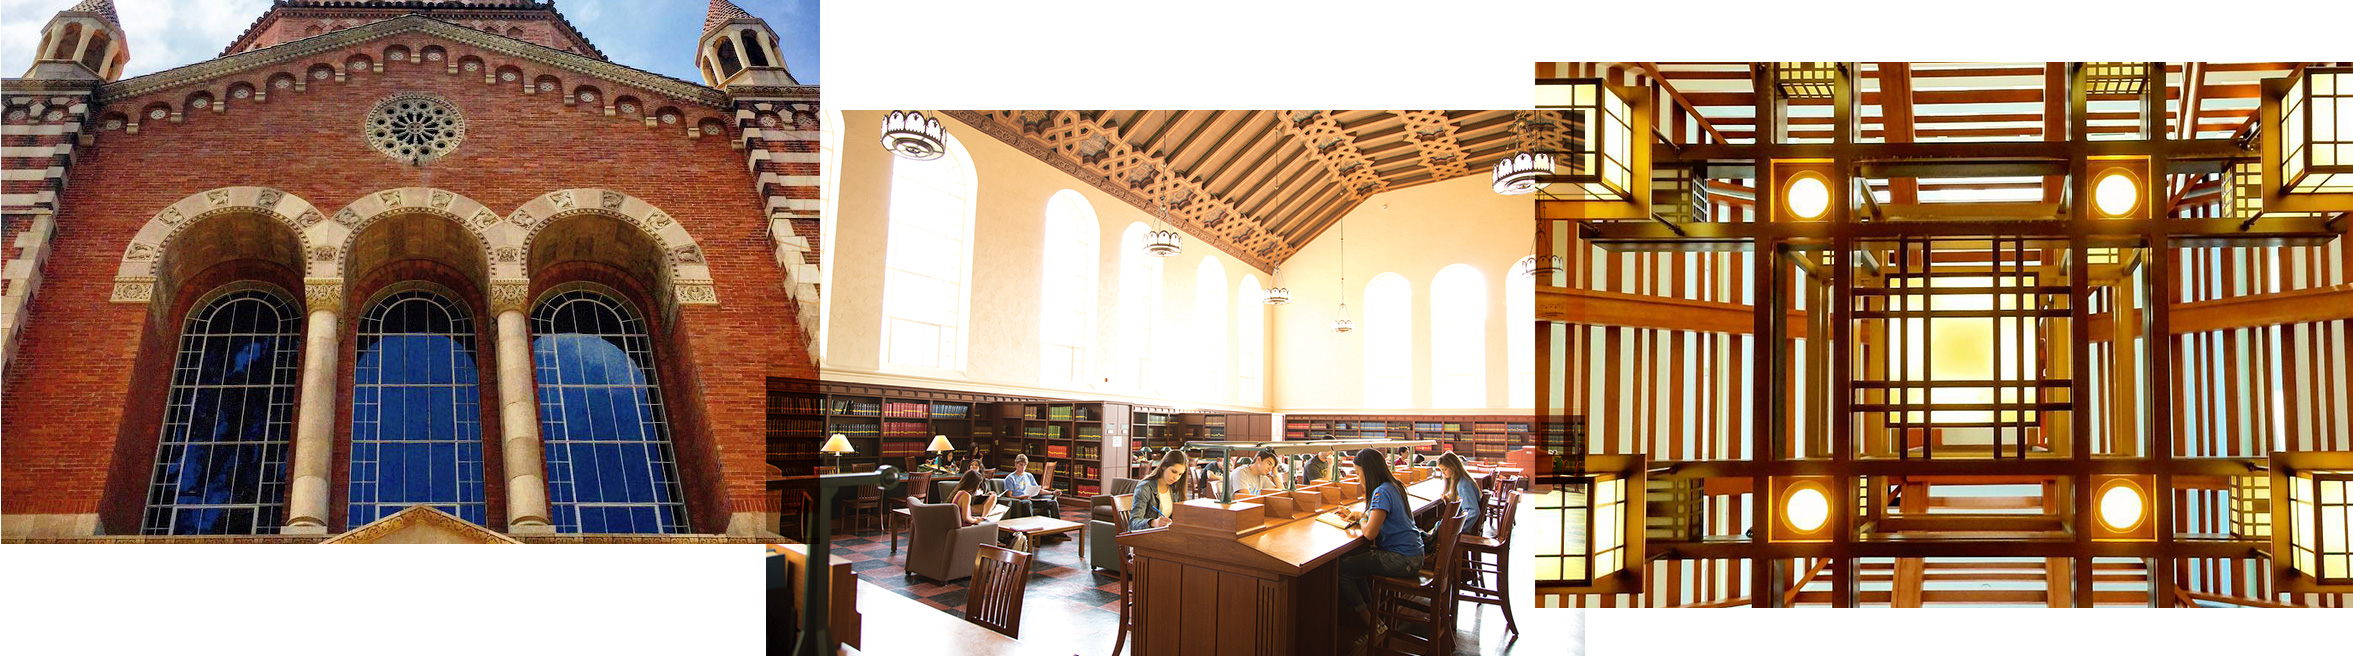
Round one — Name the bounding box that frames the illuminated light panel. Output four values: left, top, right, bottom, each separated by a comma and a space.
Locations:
2093, 169, 2140, 217
1785, 173, 1831, 221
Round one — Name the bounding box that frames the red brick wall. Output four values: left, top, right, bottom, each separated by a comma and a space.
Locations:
2, 32, 811, 535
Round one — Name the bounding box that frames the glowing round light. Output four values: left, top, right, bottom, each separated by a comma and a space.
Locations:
2097, 480, 2145, 532
2093, 169, 2140, 217
1784, 173, 1831, 221
1783, 483, 1830, 533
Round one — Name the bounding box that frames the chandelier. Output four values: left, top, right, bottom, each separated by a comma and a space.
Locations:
1493, 112, 1554, 195
1143, 157, 1182, 257
880, 110, 946, 160
1264, 266, 1291, 305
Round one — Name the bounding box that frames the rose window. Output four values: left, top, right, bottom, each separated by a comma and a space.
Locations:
364, 94, 466, 165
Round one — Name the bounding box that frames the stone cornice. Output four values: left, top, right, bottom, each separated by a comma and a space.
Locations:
95, 15, 725, 108
722, 85, 820, 100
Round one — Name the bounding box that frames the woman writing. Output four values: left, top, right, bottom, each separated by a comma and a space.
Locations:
1433, 452, 1483, 542
1333, 448, 1423, 634
1127, 450, 1191, 531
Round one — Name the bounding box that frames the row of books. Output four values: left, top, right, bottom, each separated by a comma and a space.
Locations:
769, 418, 822, 434
767, 394, 823, 415
880, 440, 927, 458
882, 401, 930, 418
1072, 444, 1100, 461
830, 400, 881, 416
881, 420, 930, 438
830, 422, 879, 438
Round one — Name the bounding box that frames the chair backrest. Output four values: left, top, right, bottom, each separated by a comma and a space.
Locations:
1037, 461, 1055, 489
904, 473, 934, 501
1108, 477, 1142, 497
1491, 489, 1521, 542
965, 544, 1033, 637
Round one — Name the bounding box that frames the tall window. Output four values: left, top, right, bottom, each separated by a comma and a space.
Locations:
817, 108, 843, 363
1509, 257, 1537, 407
1195, 257, 1229, 401
349, 289, 486, 526
532, 289, 688, 534
1238, 275, 1265, 406
1120, 223, 1163, 393
143, 288, 301, 535
1364, 273, 1412, 408
1431, 264, 1487, 407
1041, 190, 1099, 387
882, 130, 975, 370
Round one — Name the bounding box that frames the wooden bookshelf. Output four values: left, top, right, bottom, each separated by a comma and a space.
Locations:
766, 377, 826, 477
992, 401, 1132, 498
1283, 414, 1533, 461
805, 383, 1032, 473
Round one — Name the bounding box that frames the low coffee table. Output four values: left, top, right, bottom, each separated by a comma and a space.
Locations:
993, 516, 1084, 555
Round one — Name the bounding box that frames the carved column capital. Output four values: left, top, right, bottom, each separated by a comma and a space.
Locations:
302, 277, 344, 314
488, 278, 532, 315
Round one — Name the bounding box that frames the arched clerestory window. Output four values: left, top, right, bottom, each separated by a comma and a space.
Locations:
1195, 258, 1228, 401
531, 288, 688, 534
1363, 273, 1412, 408
1509, 256, 1537, 407
1041, 190, 1098, 387
348, 289, 487, 526
1238, 275, 1265, 406
1119, 223, 1163, 393
1431, 264, 1487, 408
882, 130, 976, 371
142, 287, 303, 535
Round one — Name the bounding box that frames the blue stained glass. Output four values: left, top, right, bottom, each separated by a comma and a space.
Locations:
531, 290, 688, 534
143, 289, 300, 535
347, 290, 487, 529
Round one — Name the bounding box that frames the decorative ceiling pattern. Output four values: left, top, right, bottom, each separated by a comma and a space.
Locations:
941, 109, 1523, 271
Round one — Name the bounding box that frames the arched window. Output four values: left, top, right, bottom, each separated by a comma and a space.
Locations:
817, 108, 843, 363
1509, 257, 1537, 407
1431, 264, 1487, 408
882, 130, 976, 371
1364, 273, 1412, 408
532, 289, 688, 534
740, 30, 771, 67
1195, 258, 1229, 401
349, 289, 486, 527
142, 288, 302, 535
1119, 223, 1163, 392
1238, 275, 1265, 406
1041, 190, 1098, 387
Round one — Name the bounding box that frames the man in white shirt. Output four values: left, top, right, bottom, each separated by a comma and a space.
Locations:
1229, 449, 1288, 496
1001, 454, 1059, 519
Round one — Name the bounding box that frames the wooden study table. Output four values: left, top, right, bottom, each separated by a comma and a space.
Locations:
840, 579, 1042, 655
1116, 470, 1451, 656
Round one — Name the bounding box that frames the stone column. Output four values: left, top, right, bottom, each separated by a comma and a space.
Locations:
492, 280, 554, 533
283, 279, 342, 534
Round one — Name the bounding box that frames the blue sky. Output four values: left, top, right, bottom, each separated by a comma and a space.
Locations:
0, 0, 816, 84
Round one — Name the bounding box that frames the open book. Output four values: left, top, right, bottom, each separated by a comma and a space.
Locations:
1315, 510, 1360, 530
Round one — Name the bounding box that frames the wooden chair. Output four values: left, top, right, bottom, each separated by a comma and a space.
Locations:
1457, 489, 1520, 638
842, 481, 884, 534
964, 544, 1033, 638
1110, 544, 1138, 656
1368, 513, 1465, 656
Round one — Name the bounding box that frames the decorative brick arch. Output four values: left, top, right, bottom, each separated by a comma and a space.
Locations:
512, 188, 718, 308
111, 186, 327, 303
320, 187, 509, 281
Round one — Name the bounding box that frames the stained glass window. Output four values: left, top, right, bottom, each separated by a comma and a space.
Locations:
349, 290, 486, 526
532, 289, 689, 534
142, 288, 301, 535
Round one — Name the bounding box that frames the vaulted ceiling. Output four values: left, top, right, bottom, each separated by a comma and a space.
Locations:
941, 110, 1524, 271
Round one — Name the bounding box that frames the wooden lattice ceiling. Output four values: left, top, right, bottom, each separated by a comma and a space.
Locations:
941, 110, 1524, 271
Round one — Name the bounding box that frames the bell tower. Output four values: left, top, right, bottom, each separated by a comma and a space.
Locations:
697, 0, 797, 88
22, 0, 128, 82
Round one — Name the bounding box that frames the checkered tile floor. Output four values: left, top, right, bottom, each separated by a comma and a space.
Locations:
821, 498, 1577, 656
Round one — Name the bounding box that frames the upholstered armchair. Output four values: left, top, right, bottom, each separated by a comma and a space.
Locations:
905, 499, 996, 582
1090, 477, 1142, 524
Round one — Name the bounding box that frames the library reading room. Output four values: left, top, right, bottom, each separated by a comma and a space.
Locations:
766, 109, 1567, 655
1532, 62, 2353, 609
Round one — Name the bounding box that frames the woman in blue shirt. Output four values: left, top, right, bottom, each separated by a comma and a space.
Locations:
1333, 448, 1423, 633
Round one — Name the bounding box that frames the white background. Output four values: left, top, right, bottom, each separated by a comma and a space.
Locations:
7, 0, 2350, 653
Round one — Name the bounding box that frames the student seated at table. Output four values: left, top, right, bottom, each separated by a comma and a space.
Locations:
1000, 454, 1059, 520
1229, 449, 1288, 496
1302, 453, 1329, 484
1333, 448, 1423, 636
1128, 449, 1192, 531
1423, 452, 1483, 551
949, 471, 991, 527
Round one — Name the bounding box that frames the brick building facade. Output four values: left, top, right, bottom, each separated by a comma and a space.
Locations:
1, 0, 821, 543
